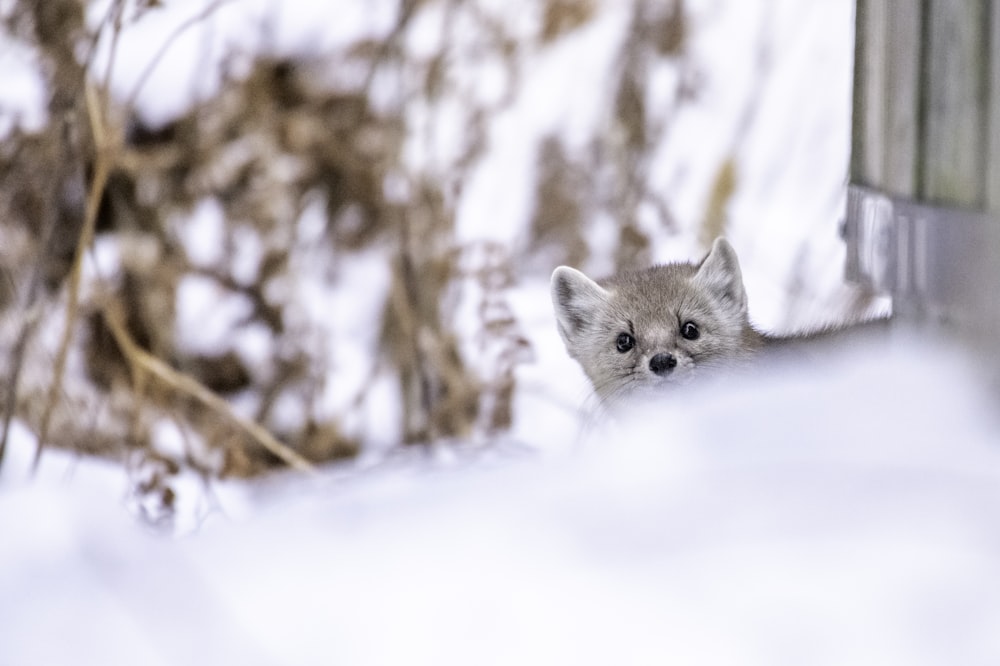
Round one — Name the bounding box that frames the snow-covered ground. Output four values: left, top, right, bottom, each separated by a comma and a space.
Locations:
4, 339, 1000, 665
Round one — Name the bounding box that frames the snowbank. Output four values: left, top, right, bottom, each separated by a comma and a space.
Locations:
3, 339, 999, 665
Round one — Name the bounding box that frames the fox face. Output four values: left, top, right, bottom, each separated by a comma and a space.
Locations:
550, 238, 763, 402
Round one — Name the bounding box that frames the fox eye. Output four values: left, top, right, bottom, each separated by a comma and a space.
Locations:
616, 332, 635, 353
681, 321, 700, 340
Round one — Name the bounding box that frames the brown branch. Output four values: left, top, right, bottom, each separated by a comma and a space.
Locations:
34, 82, 112, 470
102, 302, 316, 474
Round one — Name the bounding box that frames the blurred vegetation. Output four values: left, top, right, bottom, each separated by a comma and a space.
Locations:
0, 0, 709, 524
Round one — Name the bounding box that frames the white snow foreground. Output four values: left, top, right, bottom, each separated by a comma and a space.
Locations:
3, 339, 1000, 665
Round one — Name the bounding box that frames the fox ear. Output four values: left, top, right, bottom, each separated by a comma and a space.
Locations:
551, 266, 609, 348
693, 238, 748, 315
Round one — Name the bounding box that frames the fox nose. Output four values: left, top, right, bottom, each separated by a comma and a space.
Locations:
649, 353, 677, 375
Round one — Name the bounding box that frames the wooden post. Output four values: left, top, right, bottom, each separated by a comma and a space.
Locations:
921, 2, 987, 208
851, 0, 922, 198
847, 0, 1000, 359
989, 2, 1000, 213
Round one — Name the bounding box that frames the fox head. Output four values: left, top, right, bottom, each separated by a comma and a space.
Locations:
550, 238, 762, 401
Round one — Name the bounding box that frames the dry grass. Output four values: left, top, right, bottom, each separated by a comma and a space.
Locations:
0, 0, 714, 525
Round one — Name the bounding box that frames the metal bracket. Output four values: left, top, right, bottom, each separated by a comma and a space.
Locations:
844, 184, 989, 321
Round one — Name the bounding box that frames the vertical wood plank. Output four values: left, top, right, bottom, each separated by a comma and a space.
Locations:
881, 2, 921, 197
850, 0, 887, 187
920, 1, 987, 207
978, 0, 1000, 361
986, 0, 1000, 214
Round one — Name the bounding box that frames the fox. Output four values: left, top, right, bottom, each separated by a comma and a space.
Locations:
550, 237, 887, 403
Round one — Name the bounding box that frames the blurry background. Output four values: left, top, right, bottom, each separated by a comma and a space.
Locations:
0, 0, 883, 522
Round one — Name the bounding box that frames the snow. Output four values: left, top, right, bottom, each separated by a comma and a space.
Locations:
174, 273, 254, 355
452, 2, 634, 247
3, 339, 1000, 665
87, 0, 400, 128
0, 36, 47, 138
174, 198, 228, 267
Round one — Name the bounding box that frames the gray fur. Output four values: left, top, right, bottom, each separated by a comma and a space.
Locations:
551, 238, 772, 403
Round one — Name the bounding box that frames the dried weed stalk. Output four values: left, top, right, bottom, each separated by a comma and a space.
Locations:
0, 0, 546, 494
0, 0, 718, 508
